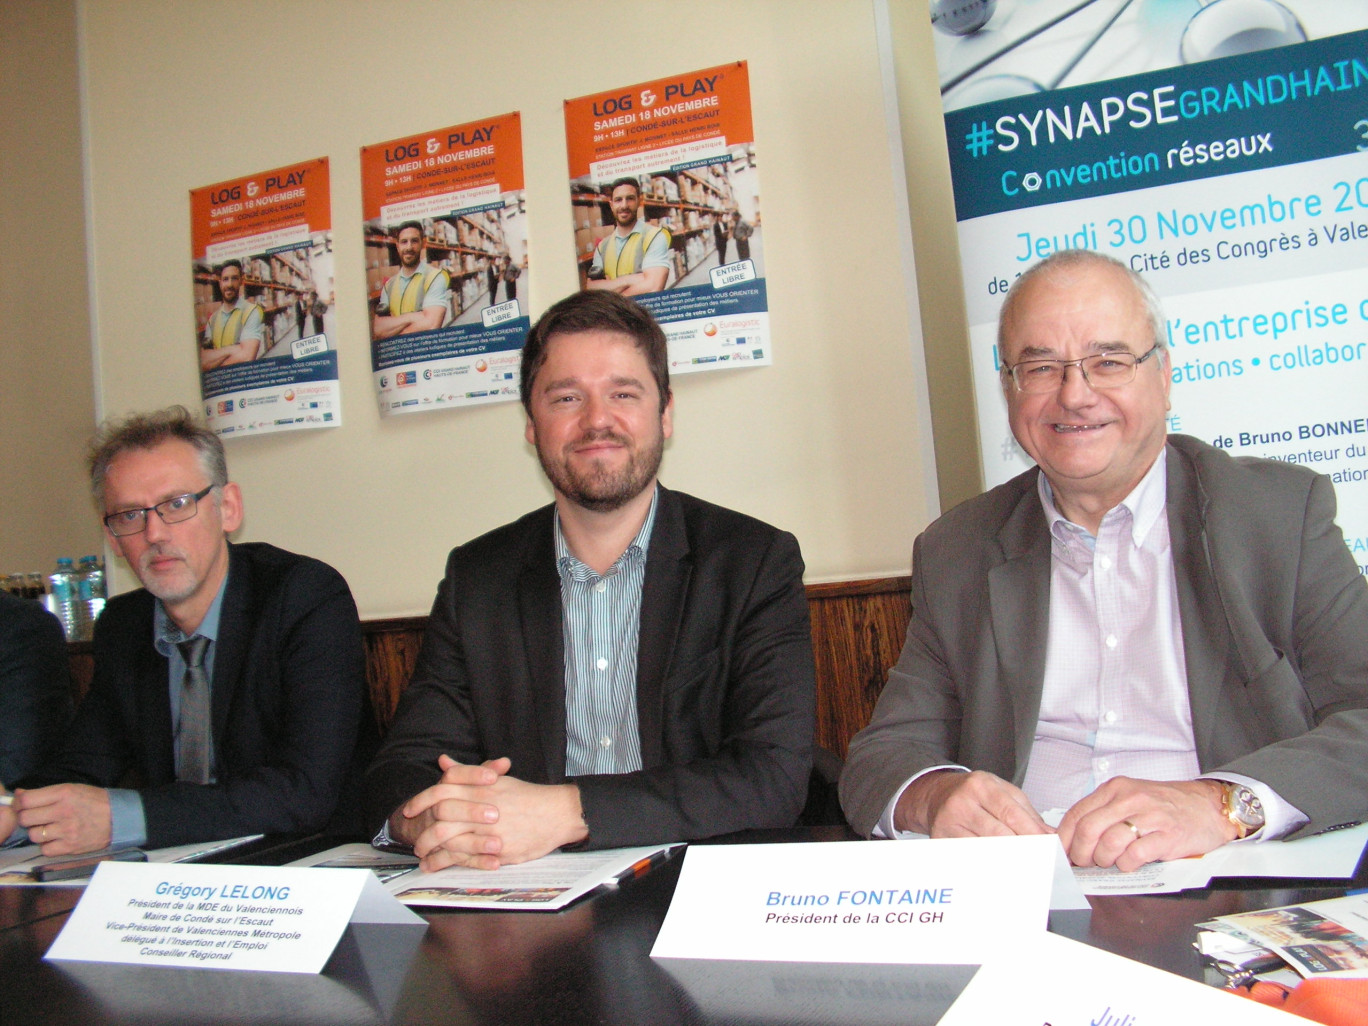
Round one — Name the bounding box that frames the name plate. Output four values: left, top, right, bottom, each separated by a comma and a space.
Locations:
940, 931, 1299, 1024
651, 835, 1055, 965
45, 861, 424, 974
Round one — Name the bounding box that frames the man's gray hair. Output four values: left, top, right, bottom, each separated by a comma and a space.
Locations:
997, 249, 1167, 355
87, 405, 228, 507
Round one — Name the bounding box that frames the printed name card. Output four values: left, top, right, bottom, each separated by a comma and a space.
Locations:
651, 835, 1056, 965
939, 931, 1302, 1024
45, 861, 425, 974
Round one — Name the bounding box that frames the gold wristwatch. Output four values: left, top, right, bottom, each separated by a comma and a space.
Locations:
1219, 782, 1265, 839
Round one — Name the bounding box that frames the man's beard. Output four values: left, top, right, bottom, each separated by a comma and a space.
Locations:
537, 428, 663, 513
135, 543, 199, 605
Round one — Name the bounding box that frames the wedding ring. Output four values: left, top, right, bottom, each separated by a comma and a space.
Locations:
40, 825, 47, 841
1122, 819, 1140, 838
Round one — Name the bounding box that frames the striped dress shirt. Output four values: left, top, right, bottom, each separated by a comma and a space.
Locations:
555, 489, 658, 776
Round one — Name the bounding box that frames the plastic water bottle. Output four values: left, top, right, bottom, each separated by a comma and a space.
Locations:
74, 555, 106, 641
46, 557, 78, 639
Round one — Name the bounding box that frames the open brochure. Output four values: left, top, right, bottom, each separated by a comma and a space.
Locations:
1039, 813, 1368, 896
290, 842, 681, 911
0, 834, 265, 887
1201, 893, 1368, 980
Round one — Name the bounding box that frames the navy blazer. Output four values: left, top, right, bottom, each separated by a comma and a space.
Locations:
365, 487, 816, 849
24, 542, 372, 847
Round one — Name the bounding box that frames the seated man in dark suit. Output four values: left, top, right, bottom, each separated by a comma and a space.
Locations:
1, 406, 370, 854
0, 590, 72, 787
840, 249, 1368, 871
366, 290, 815, 871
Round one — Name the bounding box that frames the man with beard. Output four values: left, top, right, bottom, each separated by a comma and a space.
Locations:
0, 407, 372, 854
584, 177, 672, 296
200, 259, 265, 369
366, 291, 815, 871
371, 220, 453, 338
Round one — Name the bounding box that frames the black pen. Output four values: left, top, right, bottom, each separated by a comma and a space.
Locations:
30, 848, 148, 882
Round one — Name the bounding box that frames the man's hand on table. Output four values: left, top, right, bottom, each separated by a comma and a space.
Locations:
895, 769, 1054, 839
7, 783, 113, 855
393, 755, 589, 872
1057, 776, 1236, 872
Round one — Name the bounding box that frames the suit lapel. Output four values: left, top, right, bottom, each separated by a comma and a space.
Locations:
518, 508, 567, 783
1166, 442, 1229, 765
634, 487, 690, 769
134, 594, 176, 782
988, 475, 1053, 782
209, 544, 249, 769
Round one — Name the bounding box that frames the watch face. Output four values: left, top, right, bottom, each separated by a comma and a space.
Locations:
1232, 786, 1264, 827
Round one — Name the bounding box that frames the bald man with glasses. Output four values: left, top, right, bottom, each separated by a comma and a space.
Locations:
840, 249, 1368, 871
1, 406, 372, 855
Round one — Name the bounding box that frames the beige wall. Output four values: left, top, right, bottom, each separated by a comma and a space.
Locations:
7, 0, 981, 618
0, 0, 103, 574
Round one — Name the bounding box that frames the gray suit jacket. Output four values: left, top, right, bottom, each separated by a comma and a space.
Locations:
840, 435, 1368, 838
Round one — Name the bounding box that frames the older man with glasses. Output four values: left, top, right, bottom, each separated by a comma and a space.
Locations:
0, 406, 372, 855
840, 249, 1368, 871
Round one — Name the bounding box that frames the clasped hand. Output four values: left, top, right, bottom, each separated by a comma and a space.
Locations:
395, 755, 588, 872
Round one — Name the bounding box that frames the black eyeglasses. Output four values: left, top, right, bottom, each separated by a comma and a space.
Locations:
103, 485, 215, 537
1003, 344, 1163, 394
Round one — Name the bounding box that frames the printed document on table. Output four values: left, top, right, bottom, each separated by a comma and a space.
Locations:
1203, 893, 1368, 980
381, 844, 680, 910
1042, 810, 1367, 896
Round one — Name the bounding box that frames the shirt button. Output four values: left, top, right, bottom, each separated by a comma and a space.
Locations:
1103, 710, 1118, 724
598, 736, 612, 749
596, 657, 608, 671
1097, 759, 1110, 773
1098, 555, 1112, 571
1105, 634, 1118, 649
594, 580, 607, 593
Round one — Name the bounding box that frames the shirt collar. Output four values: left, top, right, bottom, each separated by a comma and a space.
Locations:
154, 566, 230, 653
555, 485, 658, 581
1037, 446, 1169, 549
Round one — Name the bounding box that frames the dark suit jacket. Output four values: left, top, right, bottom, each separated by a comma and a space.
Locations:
840, 435, 1368, 838
366, 487, 816, 849
22, 542, 372, 847
0, 591, 72, 787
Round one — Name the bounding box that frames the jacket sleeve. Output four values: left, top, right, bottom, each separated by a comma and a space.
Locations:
0, 599, 74, 788
1209, 473, 1368, 836
838, 531, 966, 837
362, 547, 487, 835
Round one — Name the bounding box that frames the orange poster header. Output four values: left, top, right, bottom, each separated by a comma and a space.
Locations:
564, 62, 752, 178
190, 158, 330, 257
360, 112, 524, 221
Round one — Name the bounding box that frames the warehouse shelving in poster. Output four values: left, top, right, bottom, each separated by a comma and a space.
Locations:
361, 112, 528, 415
190, 157, 339, 437
565, 61, 770, 376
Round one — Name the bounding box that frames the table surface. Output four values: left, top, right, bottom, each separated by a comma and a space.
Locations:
3, 828, 1363, 1026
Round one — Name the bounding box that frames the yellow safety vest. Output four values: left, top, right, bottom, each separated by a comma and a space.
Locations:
208, 303, 260, 350
596, 225, 671, 280
384, 266, 450, 315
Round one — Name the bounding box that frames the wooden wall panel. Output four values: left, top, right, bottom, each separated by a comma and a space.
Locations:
806, 577, 912, 758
